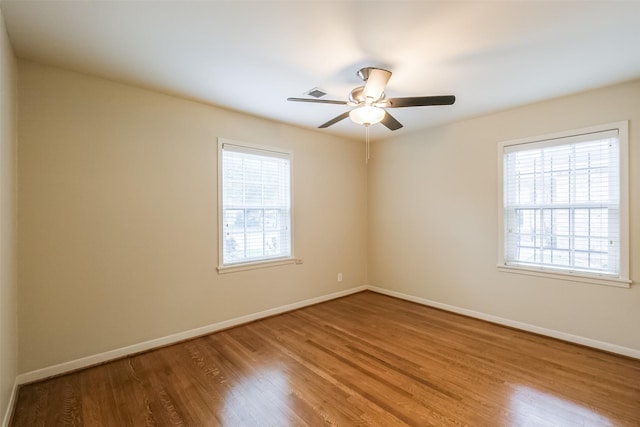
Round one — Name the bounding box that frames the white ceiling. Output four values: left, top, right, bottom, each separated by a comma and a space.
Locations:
2, 1, 640, 140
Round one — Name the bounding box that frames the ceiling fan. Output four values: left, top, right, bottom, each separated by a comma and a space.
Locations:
287, 67, 456, 131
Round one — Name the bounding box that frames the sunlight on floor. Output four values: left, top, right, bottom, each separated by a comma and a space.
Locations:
223, 367, 290, 424
510, 385, 612, 426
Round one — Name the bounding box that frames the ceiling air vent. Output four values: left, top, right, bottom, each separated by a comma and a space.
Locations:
306, 87, 327, 98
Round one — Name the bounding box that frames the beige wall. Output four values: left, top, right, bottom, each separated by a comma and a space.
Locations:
17, 61, 368, 373
369, 79, 640, 351
0, 9, 17, 422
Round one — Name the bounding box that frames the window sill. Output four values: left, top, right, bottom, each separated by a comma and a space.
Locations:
497, 264, 631, 288
217, 257, 300, 274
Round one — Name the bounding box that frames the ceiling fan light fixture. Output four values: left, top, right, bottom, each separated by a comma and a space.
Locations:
349, 106, 385, 126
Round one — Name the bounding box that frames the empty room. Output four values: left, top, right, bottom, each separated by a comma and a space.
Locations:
0, 1, 639, 425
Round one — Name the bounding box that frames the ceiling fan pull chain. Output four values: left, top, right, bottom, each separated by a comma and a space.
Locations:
365, 124, 370, 164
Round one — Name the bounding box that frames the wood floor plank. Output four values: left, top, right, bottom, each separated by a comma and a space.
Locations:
79, 364, 121, 427
10, 291, 640, 426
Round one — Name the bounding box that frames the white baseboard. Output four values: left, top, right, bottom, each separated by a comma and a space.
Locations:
15, 283, 639, 386
368, 286, 640, 360
16, 285, 368, 385
2, 380, 18, 427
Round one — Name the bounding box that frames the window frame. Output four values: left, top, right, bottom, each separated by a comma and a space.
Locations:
497, 121, 630, 288
217, 138, 296, 274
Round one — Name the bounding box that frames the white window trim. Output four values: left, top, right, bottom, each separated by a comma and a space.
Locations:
497, 121, 631, 288
217, 137, 296, 273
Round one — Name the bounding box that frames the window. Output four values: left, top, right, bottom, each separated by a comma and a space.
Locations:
497, 122, 630, 287
218, 138, 293, 272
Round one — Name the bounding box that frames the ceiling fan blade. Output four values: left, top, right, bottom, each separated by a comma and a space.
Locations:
362, 68, 392, 102
318, 111, 351, 128
380, 111, 403, 131
287, 97, 348, 105
382, 95, 456, 108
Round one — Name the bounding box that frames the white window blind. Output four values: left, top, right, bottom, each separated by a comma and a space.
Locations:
220, 141, 292, 266
502, 128, 623, 278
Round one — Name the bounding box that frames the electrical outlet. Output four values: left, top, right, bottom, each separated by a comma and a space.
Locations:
337, 273, 343, 282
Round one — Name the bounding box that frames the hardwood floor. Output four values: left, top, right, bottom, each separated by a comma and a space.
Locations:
11, 291, 640, 426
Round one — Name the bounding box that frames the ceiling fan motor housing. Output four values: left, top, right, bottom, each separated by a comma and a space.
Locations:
349, 86, 385, 105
